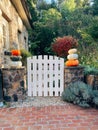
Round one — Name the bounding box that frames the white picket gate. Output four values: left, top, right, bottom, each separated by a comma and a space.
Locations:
27, 55, 64, 96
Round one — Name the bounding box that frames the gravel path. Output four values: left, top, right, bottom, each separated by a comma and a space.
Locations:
7, 97, 67, 108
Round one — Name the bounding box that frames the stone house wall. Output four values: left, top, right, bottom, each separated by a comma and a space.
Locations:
0, 0, 29, 67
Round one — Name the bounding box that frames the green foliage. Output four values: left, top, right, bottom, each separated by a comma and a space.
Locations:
27, 0, 98, 69
40, 8, 62, 23
79, 42, 98, 68
60, 0, 76, 12
30, 22, 56, 55
84, 66, 98, 76
37, 0, 51, 10
92, 0, 98, 15
29, 8, 62, 55
62, 81, 98, 108
88, 17, 98, 40
27, 0, 38, 22
20, 49, 32, 66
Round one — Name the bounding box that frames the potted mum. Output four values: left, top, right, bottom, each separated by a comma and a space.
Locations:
10, 49, 22, 67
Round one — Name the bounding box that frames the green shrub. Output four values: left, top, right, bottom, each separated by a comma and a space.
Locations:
84, 66, 98, 76
79, 43, 98, 68
20, 49, 32, 66
52, 36, 78, 57
62, 81, 98, 108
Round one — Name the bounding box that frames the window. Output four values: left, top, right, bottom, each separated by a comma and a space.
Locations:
2, 25, 6, 48
18, 30, 22, 47
24, 36, 27, 49
1, 17, 9, 66
2, 17, 9, 49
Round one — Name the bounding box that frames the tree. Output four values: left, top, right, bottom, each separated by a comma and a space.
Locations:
30, 8, 62, 55
88, 16, 98, 40
27, 0, 38, 22
75, 0, 90, 7
51, 0, 57, 8
59, 0, 76, 21
40, 8, 62, 23
30, 22, 56, 55
37, 0, 51, 10
60, 0, 76, 11
92, 0, 98, 15
57, 0, 65, 5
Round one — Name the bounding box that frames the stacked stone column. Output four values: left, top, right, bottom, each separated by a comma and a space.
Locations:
2, 67, 26, 102
64, 66, 84, 89
0, 9, 3, 68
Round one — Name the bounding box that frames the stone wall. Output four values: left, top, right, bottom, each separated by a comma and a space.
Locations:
0, 69, 3, 102
85, 75, 98, 90
2, 67, 26, 102
64, 66, 84, 88
0, 0, 28, 67
0, 0, 28, 50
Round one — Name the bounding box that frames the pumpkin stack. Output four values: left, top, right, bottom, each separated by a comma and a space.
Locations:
10, 50, 22, 67
65, 48, 79, 67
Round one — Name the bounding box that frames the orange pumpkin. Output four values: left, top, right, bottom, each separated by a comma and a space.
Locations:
11, 50, 21, 56
65, 59, 79, 67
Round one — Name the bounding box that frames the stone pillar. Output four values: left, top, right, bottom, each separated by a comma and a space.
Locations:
64, 66, 84, 88
0, 69, 3, 101
94, 75, 98, 90
86, 75, 98, 90
2, 67, 26, 102
0, 9, 3, 67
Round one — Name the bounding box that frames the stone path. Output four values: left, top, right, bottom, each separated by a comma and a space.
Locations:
0, 101, 98, 130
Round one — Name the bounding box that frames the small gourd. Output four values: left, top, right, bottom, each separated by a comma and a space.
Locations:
68, 48, 77, 54
67, 54, 78, 60
65, 59, 79, 67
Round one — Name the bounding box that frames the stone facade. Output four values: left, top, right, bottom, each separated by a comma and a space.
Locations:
0, 0, 31, 67
85, 75, 98, 90
64, 66, 84, 88
0, 69, 3, 102
2, 67, 26, 102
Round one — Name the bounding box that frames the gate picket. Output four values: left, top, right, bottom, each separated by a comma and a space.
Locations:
27, 55, 64, 96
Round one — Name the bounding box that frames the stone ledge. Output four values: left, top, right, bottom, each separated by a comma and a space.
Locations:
65, 66, 84, 69
2, 67, 26, 70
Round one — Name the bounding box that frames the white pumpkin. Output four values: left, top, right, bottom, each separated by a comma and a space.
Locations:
67, 54, 78, 60
10, 61, 22, 67
68, 48, 77, 54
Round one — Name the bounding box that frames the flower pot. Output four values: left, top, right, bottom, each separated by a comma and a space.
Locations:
4, 51, 11, 56
10, 56, 22, 61
9, 61, 22, 68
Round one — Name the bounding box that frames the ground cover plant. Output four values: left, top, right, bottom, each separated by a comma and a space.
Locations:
62, 81, 98, 108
